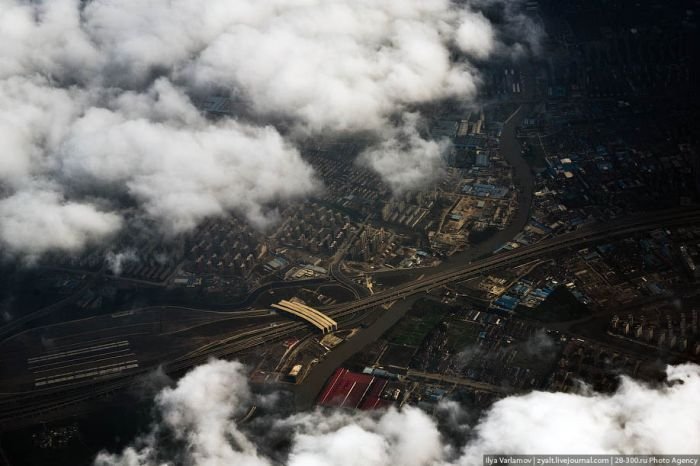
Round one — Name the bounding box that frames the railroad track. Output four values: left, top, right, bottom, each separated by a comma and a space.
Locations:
1, 207, 699, 427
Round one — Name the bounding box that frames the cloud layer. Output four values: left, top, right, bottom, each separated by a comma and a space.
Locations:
0, 0, 540, 258
94, 359, 700, 466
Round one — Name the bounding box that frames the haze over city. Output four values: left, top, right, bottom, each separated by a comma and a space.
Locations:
0, 0, 698, 465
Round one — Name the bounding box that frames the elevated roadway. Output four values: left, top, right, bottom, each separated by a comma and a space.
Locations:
406, 369, 514, 394
271, 300, 337, 333
0, 207, 698, 427
329, 207, 700, 318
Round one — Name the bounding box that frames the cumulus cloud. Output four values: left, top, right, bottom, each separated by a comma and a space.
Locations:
0, 76, 85, 185
95, 359, 269, 466
455, 12, 496, 59
456, 363, 700, 463
105, 248, 139, 275
184, 1, 485, 133
359, 113, 452, 192
0, 0, 541, 258
284, 408, 444, 466
59, 97, 317, 232
0, 188, 121, 260
94, 359, 700, 466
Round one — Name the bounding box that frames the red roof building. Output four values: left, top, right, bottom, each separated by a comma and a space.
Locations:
317, 368, 393, 410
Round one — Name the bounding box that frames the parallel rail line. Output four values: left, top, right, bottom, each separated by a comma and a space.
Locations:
0, 207, 698, 427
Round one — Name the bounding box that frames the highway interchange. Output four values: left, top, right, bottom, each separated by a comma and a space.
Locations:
0, 205, 699, 428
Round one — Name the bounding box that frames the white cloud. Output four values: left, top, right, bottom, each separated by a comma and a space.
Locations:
0, 0, 540, 258
58, 96, 318, 233
455, 12, 495, 59
283, 407, 444, 466
0, 76, 84, 185
94, 360, 271, 466
455, 363, 700, 463
0, 0, 100, 80
0, 188, 121, 260
359, 113, 452, 192
185, 0, 485, 133
105, 248, 139, 275
94, 360, 700, 466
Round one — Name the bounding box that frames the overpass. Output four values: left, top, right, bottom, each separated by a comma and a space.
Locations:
329, 206, 700, 317
271, 300, 338, 333
1, 207, 700, 428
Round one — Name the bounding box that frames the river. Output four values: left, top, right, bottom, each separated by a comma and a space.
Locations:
293, 101, 536, 408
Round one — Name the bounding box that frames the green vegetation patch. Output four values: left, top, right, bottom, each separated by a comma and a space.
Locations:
385, 299, 450, 346
444, 319, 482, 350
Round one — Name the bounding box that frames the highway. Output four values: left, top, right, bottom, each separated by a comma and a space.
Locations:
328, 207, 700, 317
405, 370, 514, 394
329, 262, 367, 299
0, 206, 699, 428
0, 271, 327, 345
